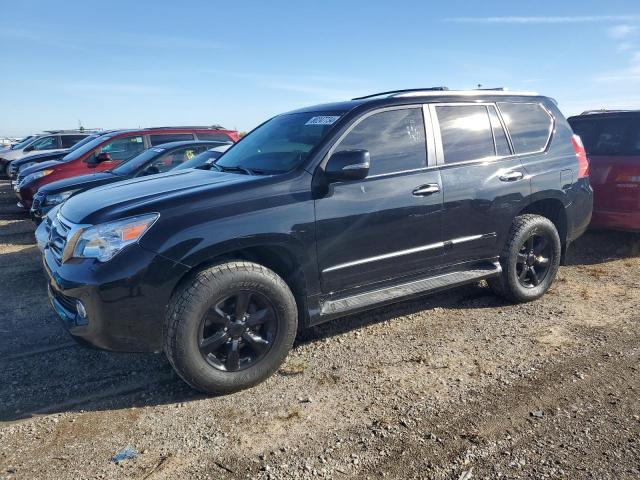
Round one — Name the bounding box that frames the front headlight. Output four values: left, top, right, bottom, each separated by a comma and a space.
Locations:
44, 190, 77, 206
19, 169, 53, 188
72, 213, 159, 262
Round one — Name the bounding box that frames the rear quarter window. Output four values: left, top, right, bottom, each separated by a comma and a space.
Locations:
498, 102, 553, 154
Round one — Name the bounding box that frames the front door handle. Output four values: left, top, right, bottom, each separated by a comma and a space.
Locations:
499, 171, 524, 182
412, 183, 440, 196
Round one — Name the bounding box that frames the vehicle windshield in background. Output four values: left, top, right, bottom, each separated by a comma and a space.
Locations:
111, 147, 164, 175
570, 117, 640, 157
61, 134, 114, 162
67, 134, 101, 151
216, 112, 343, 174
11, 136, 35, 150
173, 149, 224, 170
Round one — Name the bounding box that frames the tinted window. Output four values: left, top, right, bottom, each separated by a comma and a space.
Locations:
30, 136, 58, 151
100, 136, 145, 162
488, 106, 511, 156
149, 133, 194, 146
335, 108, 427, 176
174, 148, 229, 170
196, 132, 233, 142
498, 102, 553, 154
437, 105, 494, 164
60, 135, 87, 148
142, 145, 209, 174
569, 117, 640, 156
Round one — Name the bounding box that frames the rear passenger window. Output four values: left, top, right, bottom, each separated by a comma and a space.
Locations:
488, 106, 511, 156
196, 133, 233, 142
436, 105, 495, 164
335, 108, 427, 176
60, 135, 87, 148
498, 102, 553, 154
149, 133, 194, 146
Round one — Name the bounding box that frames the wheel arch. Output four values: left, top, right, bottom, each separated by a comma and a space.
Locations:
517, 197, 568, 262
170, 240, 313, 329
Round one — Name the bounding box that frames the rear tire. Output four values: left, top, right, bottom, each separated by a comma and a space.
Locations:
489, 214, 561, 303
164, 261, 298, 394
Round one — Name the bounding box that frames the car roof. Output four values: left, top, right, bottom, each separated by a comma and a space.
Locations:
286, 88, 548, 116
569, 110, 640, 120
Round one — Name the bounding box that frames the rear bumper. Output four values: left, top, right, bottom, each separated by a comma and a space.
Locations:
591, 209, 640, 232
43, 243, 190, 352
566, 180, 594, 243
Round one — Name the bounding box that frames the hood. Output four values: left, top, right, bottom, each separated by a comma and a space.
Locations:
14, 149, 69, 166
38, 171, 118, 195
61, 168, 257, 224
20, 159, 63, 178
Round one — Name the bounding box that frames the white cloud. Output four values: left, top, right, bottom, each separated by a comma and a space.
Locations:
445, 15, 640, 24
609, 24, 637, 39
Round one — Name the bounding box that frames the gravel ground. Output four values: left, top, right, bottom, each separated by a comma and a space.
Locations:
0, 177, 639, 480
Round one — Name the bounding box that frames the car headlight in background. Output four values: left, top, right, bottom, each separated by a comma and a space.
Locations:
19, 169, 53, 188
44, 190, 77, 206
71, 213, 159, 262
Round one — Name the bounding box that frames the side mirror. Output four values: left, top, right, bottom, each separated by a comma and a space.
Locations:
325, 150, 370, 182
96, 152, 112, 163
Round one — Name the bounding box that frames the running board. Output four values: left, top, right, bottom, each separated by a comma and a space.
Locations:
321, 262, 501, 316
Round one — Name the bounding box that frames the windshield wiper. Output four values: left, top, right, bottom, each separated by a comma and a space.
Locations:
212, 164, 256, 176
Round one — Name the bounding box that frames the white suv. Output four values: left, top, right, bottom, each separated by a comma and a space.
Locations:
0, 131, 91, 176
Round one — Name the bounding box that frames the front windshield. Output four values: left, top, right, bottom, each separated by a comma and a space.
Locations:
112, 147, 163, 175
174, 149, 221, 170
216, 112, 343, 174
61, 134, 113, 162
11, 136, 35, 150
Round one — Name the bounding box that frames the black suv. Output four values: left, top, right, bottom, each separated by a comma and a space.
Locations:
41, 88, 593, 394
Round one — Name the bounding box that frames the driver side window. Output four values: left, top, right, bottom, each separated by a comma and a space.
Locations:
144, 146, 207, 174
101, 136, 145, 161
31, 136, 58, 151
334, 108, 427, 176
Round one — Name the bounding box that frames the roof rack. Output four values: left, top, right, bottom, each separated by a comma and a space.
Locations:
352, 87, 449, 100
352, 88, 538, 101
580, 109, 640, 115
146, 125, 226, 130
44, 128, 102, 134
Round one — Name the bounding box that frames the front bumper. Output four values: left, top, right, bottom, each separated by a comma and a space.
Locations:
30, 193, 52, 220
43, 243, 190, 352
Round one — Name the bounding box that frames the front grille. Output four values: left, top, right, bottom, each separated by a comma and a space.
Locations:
9, 164, 18, 177
32, 193, 43, 210
49, 213, 74, 263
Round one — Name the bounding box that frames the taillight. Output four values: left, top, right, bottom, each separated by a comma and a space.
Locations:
571, 134, 589, 178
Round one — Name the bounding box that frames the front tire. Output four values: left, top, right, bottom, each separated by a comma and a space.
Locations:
489, 214, 561, 303
164, 261, 298, 394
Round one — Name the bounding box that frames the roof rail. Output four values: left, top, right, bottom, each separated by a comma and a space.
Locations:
580, 109, 640, 115
146, 125, 226, 130
44, 129, 102, 134
352, 87, 449, 100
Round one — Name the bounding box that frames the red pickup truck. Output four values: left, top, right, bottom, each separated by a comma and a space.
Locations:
15, 126, 238, 209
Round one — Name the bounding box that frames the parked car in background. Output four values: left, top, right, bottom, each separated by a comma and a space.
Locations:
0, 131, 93, 176
31, 140, 230, 220
8, 132, 117, 179
41, 88, 592, 395
568, 111, 640, 232
15, 126, 238, 209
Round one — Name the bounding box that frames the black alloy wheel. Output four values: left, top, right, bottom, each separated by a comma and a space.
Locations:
516, 233, 553, 288
198, 290, 277, 372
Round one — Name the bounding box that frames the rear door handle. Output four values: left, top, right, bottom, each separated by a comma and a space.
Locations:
412, 183, 440, 196
499, 171, 524, 182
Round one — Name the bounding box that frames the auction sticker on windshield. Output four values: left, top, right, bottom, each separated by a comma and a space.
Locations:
305, 116, 340, 125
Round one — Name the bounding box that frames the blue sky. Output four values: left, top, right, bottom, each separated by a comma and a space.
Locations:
1, 0, 640, 136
